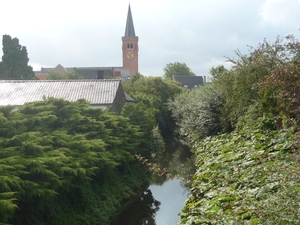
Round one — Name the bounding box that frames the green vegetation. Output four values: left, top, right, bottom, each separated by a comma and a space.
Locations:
168, 82, 224, 142
0, 35, 35, 80
0, 98, 150, 225
122, 75, 182, 161
163, 62, 196, 80
179, 120, 300, 224
171, 34, 300, 224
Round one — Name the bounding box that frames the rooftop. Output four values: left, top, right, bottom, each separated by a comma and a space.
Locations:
0, 79, 122, 106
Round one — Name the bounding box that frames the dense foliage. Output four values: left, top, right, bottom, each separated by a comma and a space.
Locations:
122, 75, 182, 160
0, 98, 150, 224
171, 34, 300, 224
168, 82, 224, 142
163, 62, 196, 80
0, 35, 35, 80
214, 35, 300, 129
179, 118, 300, 224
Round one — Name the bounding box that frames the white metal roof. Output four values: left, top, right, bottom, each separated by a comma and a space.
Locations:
0, 79, 122, 106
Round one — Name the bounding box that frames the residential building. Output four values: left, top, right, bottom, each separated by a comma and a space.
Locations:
173, 75, 206, 89
0, 79, 134, 114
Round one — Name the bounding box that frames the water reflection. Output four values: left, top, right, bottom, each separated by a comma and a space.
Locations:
110, 188, 160, 225
150, 179, 190, 225
152, 139, 195, 190
111, 139, 194, 225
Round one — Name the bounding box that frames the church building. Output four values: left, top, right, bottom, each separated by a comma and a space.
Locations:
122, 4, 139, 76
35, 4, 139, 80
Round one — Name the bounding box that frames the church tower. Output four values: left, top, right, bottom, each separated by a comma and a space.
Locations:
122, 4, 138, 76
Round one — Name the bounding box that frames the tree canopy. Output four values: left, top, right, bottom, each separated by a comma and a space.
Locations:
122, 76, 182, 137
121, 76, 182, 163
0, 35, 35, 80
0, 98, 149, 224
163, 62, 195, 80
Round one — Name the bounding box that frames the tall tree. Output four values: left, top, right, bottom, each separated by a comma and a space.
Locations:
163, 62, 195, 80
122, 76, 182, 136
0, 35, 35, 80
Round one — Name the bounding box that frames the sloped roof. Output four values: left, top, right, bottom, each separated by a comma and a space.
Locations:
0, 80, 122, 106
173, 76, 204, 89
53, 64, 68, 73
124, 4, 136, 37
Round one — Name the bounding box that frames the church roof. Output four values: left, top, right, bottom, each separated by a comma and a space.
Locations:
53, 64, 68, 73
124, 4, 136, 37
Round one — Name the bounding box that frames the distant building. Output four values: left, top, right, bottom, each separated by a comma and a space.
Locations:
122, 4, 139, 76
35, 64, 131, 80
173, 75, 206, 89
0, 79, 134, 114
35, 4, 139, 79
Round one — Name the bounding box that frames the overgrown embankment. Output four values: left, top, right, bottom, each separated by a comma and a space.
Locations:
168, 34, 300, 224
178, 121, 300, 224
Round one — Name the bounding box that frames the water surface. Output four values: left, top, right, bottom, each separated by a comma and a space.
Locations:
149, 179, 189, 225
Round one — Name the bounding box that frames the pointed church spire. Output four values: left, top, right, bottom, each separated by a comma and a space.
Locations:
124, 4, 136, 37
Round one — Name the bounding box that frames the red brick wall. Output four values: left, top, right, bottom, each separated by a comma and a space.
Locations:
122, 36, 139, 75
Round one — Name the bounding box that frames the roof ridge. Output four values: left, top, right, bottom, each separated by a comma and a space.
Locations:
0, 79, 121, 83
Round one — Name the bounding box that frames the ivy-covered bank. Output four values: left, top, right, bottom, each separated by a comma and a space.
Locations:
0, 98, 150, 225
169, 35, 300, 224
178, 119, 300, 224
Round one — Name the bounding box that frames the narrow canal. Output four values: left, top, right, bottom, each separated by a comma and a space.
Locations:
111, 140, 194, 225
149, 179, 190, 224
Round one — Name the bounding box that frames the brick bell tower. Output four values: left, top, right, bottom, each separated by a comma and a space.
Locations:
122, 4, 138, 76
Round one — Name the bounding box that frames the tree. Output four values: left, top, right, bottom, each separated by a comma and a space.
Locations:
129, 72, 144, 84
168, 82, 225, 142
0, 35, 35, 80
214, 35, 300, 129
256, 63, 300, 120
122, 76, 182, 136
0, 98, 150, 224
46, 71, 83, 80
209, 65, 228, 81
163, 62, 195, 80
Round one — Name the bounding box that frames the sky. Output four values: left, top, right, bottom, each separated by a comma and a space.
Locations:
0, 0, 299, 77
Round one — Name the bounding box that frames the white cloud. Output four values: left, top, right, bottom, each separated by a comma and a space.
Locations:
260, 0, 300, 28
1, 0, 300, 77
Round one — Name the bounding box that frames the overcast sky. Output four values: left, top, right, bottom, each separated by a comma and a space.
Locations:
0, 0, 299, 77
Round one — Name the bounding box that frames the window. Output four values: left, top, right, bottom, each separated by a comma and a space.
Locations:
126, 43, 133, 50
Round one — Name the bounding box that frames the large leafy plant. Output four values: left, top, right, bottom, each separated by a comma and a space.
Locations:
178, 116, 300, 224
